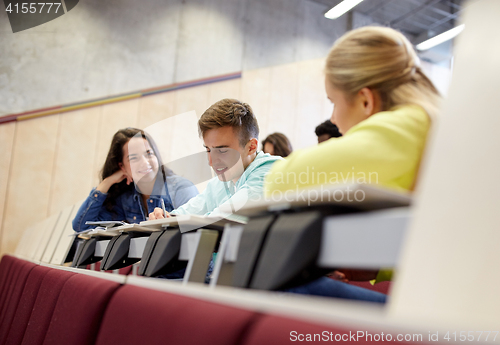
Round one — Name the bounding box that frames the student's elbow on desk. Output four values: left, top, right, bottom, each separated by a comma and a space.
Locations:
72, 218, 89, 232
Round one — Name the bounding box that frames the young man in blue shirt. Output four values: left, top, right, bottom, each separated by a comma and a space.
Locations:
149, 98, 281, 221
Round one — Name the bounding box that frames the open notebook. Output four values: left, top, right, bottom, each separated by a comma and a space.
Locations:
140, 214, 247, 233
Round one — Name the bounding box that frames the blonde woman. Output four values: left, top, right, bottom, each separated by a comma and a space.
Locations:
266, 26, 441, 301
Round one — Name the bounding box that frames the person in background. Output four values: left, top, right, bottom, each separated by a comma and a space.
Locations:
262, 132, 293, 157
315, 120, 342, 143
265, 26, 441, 302
72, 128, 198, 232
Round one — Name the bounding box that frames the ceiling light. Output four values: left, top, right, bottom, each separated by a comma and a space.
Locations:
324, 0, 364, 20
416, 24, 465, 51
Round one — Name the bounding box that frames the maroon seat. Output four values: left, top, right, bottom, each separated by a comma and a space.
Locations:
0, 255, 15, 297
241, 314, 430, 345
118, 266, 133, 275
3, 265, 52, 345
0, 259, 38, 343
0, 259, 36, 329
95, 285, 258, 345
86, 262, 106, 272
20, 269, 75, 345
0, 257, 19, 316
0, 256, 26, 314
43, 273, 121, 345
87, 262, 133, 275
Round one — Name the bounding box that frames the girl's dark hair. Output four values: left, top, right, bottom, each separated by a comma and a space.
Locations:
101, 127, 171, 212
261, 132, 293, 157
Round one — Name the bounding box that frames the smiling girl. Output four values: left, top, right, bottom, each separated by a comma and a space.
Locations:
72, 128, 198, 232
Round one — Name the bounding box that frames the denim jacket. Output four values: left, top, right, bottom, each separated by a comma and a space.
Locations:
73, 174, 198, 232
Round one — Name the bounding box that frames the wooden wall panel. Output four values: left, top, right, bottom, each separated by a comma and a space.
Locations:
137, 92, 176, 130
294, 58, 331, 150
171, 85, 211, 157
265, 62, 299, 147
92, 99, 140, 188
0, 122, 16, 256
240, 67, 271, 146
173, 84, 211, 118
49, 107, 101, 215
170, 85, 213, 193
207, 79, 242, 105
2, 115, 59, 255
138, 92, 178, 171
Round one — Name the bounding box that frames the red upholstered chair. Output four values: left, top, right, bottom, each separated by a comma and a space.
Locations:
20, 268, 75, 345
118, 265, 133, 275
86, 262, 133, 275
3, 265, 52, 345
0, 259, 38, 343
0, 257, 26, 314
86, 262, 106, 272
0, 256, 20, 316
95, 285, 259, 345
0, 259, 36, 327
0, 255, 15, 297
241, 314, 430, 345
43, 273, 121, 345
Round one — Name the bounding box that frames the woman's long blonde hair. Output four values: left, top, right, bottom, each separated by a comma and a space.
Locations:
325, 26, 441, 119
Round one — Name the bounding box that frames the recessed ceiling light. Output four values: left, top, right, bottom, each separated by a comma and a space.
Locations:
416, 24, 465, 51
324, 0, 364, 20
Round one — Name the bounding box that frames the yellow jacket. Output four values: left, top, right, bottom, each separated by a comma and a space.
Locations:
265, 105, 430, 194
264, 104, 431, 283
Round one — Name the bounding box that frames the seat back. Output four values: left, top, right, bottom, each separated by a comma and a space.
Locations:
95, 284, 258, 345
20, 269, 75, 345
0, 255, 15, 298
43, 273, 121, 345
0, 257, 36, 344
3, 265, 51, 345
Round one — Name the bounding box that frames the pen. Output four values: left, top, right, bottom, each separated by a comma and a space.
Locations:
160, 198, 167, 218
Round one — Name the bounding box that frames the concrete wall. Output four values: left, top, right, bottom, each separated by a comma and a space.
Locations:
0, 0, 347, 116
